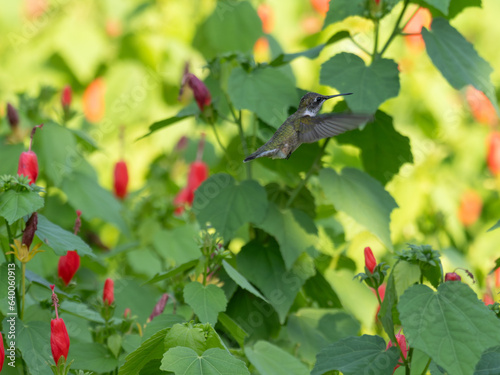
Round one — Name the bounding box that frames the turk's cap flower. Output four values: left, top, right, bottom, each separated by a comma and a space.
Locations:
103, 278, 114, 305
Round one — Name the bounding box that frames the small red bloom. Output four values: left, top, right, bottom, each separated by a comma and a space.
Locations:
58, 251, 80, 286
458, 190, 482, 227
103, 278, 114, 305
6, 103, 19, 128
466, 86, 498, 126
445, 272, 461, 282
83, 78, 105, 123
403, 8, 432, 51
495, 268, 500, 289
387, 332, 408, 371
50, 285, 70, 365
173, 188, 194, 215
61, 85, 72, 109
113, 160, 129, 199
483, 293, 495, 306
310, 0, 329, 15
257, 4, 275, 34
179, 64, 211, 111
364, 247, 377, 274
18, 124, 43, 184
0, 332, 4, 372
149, 293, 169, 321
487, 132, 500, 176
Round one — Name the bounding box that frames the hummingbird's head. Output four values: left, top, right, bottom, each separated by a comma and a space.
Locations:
298, 92, 353, 116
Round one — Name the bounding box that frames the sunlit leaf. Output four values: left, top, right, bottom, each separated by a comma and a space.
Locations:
0, 189, 44, 224
183, 282, 228, 326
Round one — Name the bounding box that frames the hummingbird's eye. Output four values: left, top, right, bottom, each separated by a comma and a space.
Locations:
315, 97, 322, 104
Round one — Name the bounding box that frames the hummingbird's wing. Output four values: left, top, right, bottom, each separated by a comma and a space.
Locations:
298, 114, 373, 143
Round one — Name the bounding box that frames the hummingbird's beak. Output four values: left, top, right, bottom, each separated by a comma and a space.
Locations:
324, 93, 353, 100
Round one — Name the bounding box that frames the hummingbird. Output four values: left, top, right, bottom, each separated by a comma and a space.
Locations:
243, 92, 372, 162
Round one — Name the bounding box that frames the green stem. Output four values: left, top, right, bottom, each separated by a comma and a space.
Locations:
4, 218, 14, 262
378, 0, 410, 57
21, 262, 26, 320
372, 18, 380, 59
285, 138, 330, 208
374, 285, 383, 306
348, 35, 371, 56
420, 356, 432, 375
210, 123, 231, 161
230, 107, 252, 180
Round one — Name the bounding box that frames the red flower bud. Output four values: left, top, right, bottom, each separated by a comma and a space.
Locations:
310, 0, 329, 15
374, 0, 381, 4
61, 85, 72, 109
73, 210, 82, 235
149, 293, 169, 321
22, 212, 38, 249
0, 332, 4, 372
364, 247, 377, 274
124, 308, 131, 319
495, 268, 500, 289
179, 64, 211, 111
83, 78, 105, 123
6, 103, 19, 128
51, 318, 70, 365
487, 132, 500, 176
483, 293, 494, 306
58, 251, 80, 286
445, 272, 461, 282
466, 86, 498, 126
188, 161, 208, 192
175, 136, 189, 152
18, 124, 43, 184
458, 190, 482, 227
173, 188, 194, 215
103, 278, 114, 305
386, 332, 408, 371
257, 4, 275, 34
113, 160, 129, 199
403, 8, 432, 50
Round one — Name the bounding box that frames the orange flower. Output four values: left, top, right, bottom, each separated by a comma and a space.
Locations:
403, 8, 432, 51
310, 0, 329, 15
457, 190, 482, 227
257, 4, 275, 34
466, 86, 498, 126
487, 132, 500, 176
83, 78, 105, 123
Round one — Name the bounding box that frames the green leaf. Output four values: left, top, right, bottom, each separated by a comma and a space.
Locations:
323, 0, 365, 27
398, 283, 500, 375
139, 104, 199, 140
183, 282, 228, 326
0, 189, 44, 224
142, 314, 186, 342
60, 300, 105, 323
245, 341, 309, 375
255, 203, 318, 269
15, 319, 53, 375
336, 111, 413, 184
118, 328, 169, 375
419, 0, 451, 14
193, 0, 262, 60
222, 260, 268, 302
36, 214, 94, 257
164, 323, 208, 355
422, 18, 499, 115
378, 271, 398, 343
227, 66, 299, 127
143, 259, 199, 285
474, 346, 500, 375
319, 167, 398, 250
218, 312, 248, 348
194, 174, 268, 240
321, 53, 400, 114
107, 334, 122, 358
237, 240, 315, 323
312, 335, 400, 375
0, 143, 24, 176
302, 272, 342, 308
161, 347, 250, 375
393, 260, 421, 297
448, 0, 482, 18
62, 172, 127, 231
70, 342, 119, 373
287, 309, 360, 364
488, 219, 500, 232
152, 226, 202, 265
32, 121, 77, 185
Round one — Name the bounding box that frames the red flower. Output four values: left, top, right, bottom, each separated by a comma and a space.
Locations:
466, 86, 498, 126
257, 4, 274, 34
458, 190, 482, 227
50, 285, 70, 365
22, 212, 38, 249
83, 78, 105, 123
179, 64, 211, 111
149, 293, 169, 321
6, 102, 19, 128
18, 124, 43, 184
403, 8, 432, 51
173, 188, 194, 215
483, 293, 495, 306
495, 268, 500, 289
387, 332, 408, 371
58, 251, 80, 286
487, 132, 500, 175
445, 272, 461, 282
188, 161, 209, 192
113, 160, 129, 199
310, 0, 329, 15
364, 247, 377, 274
103, 278, 114, 305
375, 283, 386, 319
0, 332, 4, 372
374, 0, 381, 4
61, 85, 72, 109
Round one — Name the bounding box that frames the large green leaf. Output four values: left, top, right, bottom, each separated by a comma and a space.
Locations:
118, 328, 169, 375
323, 0, 365, 27
311, 335, 400, 375
164, 322, 226, 355
319, 167, 398, 249
398, 283, 500, 375
161, 347, 250, 375
193, 174, 268, 240
256, 204, 318, 269
139, 103, 199, 140
15, 319, 52, 375
245, 341, 309, 375
218, 312, 248, 348
0, 143, 24, 175
36, 214, 94, 257
419, 0, 451, 14
287, 309, 360, 364
474, 346, 500, 375
336, 111, 413, 184
412, 0, 481, 19
422, 18, 499, 115
0, 189, 44, 224
320, 53, 400, 114
70, 342, 119, 373
152, 225, 202, 266
144, 259, 199, 285
237, 240, 315, 323
183, 282, 228, 326
61, 172, 126, 231
32, 121, 77, 185
222, 260, 267, 302
193, 0, 262, 60
227, 66, 299, 127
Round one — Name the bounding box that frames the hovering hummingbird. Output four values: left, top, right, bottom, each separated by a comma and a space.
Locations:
244, 92, 372, 162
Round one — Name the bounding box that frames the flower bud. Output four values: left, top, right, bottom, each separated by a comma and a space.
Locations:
483, 293, 494, 306
18, 124, 43, 184
179, 63, 211, 111
495, 268, 500, 289
403, 8, 432, 50
58, 251, 80, 286
22, 212, 38, 249
487, 132, 500, 176
310, 0, 329, 15
173, 188, 194, 215
50, 285, 70, 365
458, 190, 482, 227
466, 86, 498, 126
149, 293, 169, 321
61, 85, 72, 109
386, 332, 408, 371
445, 272, 461, 282
364, 247, 377, 274
103, 278, 114, 305
6, 103, 19, 129
83, 78, 105, 123
113, 160, 129, 199
257, 4, 274, 34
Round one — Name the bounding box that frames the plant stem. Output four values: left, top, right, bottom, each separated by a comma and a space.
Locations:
348, 35, 371, 56
210, 123, 231, 161
378, 0, 410, 57
375, 286, 383, 306
420, 356, 432, 375
21, 262, 26, 320
228, 103, 252, 180
4, 218, 14, 262
285, 138, 330, 208
372, 18, 380, 59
